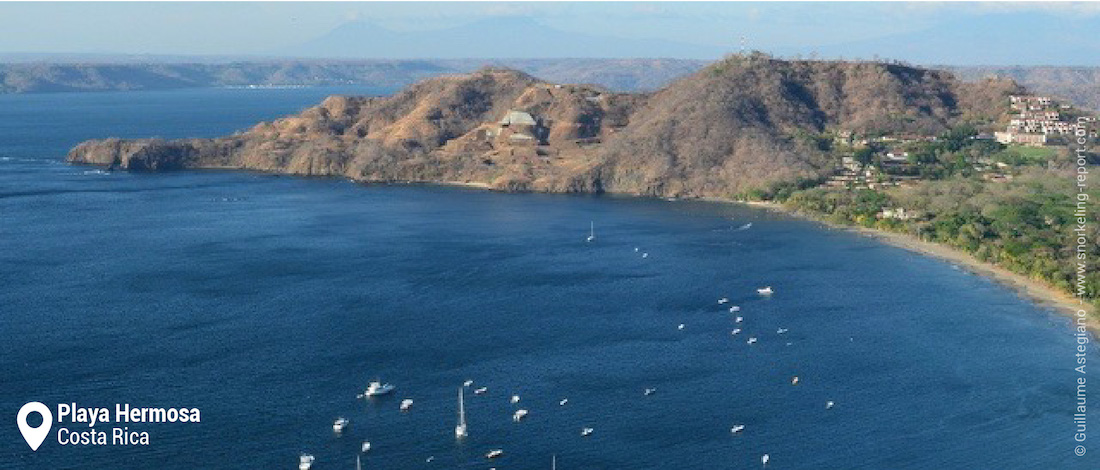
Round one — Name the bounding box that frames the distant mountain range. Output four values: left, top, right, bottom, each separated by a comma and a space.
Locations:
281, 17, 728, 60
0, 59, 706, 94
784, 12, 1100, 67
3, 58, 1099, 114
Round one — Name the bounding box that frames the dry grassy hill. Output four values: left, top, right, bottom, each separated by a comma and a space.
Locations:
68, 55, 1021, 199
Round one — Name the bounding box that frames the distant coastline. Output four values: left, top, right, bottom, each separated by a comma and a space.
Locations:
4, 60, 1100, 113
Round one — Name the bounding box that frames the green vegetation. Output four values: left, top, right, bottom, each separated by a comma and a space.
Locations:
753, 122, 1100, 315
994, 145, 1058, 166
782, 169, 1100, 311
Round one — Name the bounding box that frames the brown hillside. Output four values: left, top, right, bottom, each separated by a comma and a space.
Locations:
67, 56, 1021, 199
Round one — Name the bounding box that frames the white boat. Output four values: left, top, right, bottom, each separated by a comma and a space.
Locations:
756, 286, 774, 295
777, 328, 788, 334
735, 316, 743, 323
731, 328, 741, 335
364, 380, 395, 397
299, 454, 315, 470
634, 247, 640, 252
826, 401, 835, 410
513, 409, 528, 422
400, 399, 414, 411
731, 424, 745, 434
762, 453, 770, 467
729, 306, 740, 312
333, 417, 349, 433
677, 323, 685, 330
586, 221, 595, 242
463, 379, 474, 387
425, 456, 434, 463
362, 441, 372, 453
641, 252, 649, 258
791, 376, 800, 385
718, 298, 729, 304
511, 394, 520, 404
747, 337, 758, 344
474, 386, 488, 395
486, 449, 504, 459
559, 398, 568, 406
456, 387, 468, 438
644, 387, 656, 396
581, 427, 594, 437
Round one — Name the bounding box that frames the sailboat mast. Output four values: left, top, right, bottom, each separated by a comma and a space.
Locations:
458, 387, 465, 425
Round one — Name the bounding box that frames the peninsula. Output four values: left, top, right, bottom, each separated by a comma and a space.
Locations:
67, 54, 1099, 324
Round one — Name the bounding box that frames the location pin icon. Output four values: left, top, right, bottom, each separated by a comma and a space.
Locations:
17, 402, 52, 451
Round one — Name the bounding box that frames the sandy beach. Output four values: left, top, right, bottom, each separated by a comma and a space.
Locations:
741, 200, 1098, 334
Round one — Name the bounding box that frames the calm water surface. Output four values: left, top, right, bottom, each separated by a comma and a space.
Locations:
0, 88, 1094, 469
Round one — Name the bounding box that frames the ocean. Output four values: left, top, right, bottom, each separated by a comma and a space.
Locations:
0, 86, 1094, 469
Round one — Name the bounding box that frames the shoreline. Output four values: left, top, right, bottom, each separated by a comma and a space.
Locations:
72, 160, 1097, 333
740, 200, 1098, 334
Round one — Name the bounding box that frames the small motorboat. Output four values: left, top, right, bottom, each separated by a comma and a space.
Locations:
729, 306, 741, 312
791, 376, 800, 385
333, 417, 349, 433
463, 379, 474, 387
735, 316, 743, 323
361, 441, 371, 453
364, 380, 395, 397
718, 298, 729, 304
731, 328, 741, 335
826, 401, 835, 410
677, 323, 685, 330
486, 449, 504, 459
777, 328, 788, 334
747, 337, 758, 345
559, 398, 569, 406
644, 388, 656, 396
731, 424, 745, 434
474, 387, 488, 395
400, 398, 414, 411
757, 286, 774, 295
510, 395, 520, 404
426, 456, 435, 463
581, 427, 594, 437
513, 409, 528, 422
586, 221, 596, 243
762, 453, 770, 467
299, 454, 315, 470
642, 252, 649, 258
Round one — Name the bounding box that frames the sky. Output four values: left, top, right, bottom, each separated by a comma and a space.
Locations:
0, 2, 1098, 63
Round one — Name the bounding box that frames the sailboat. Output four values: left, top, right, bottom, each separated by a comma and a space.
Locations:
455, 387, 468, 438
586, 221, 595, 242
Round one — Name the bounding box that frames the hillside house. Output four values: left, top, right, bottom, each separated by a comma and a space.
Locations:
995, 131, 1047, 146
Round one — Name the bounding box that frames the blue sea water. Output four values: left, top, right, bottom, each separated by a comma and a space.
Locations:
0, 87, 1095, 469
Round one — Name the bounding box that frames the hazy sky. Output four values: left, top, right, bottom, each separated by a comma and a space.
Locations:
1, 1, 1098, 57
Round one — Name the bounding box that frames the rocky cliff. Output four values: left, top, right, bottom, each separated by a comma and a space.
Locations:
67, 55, 1021, 199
